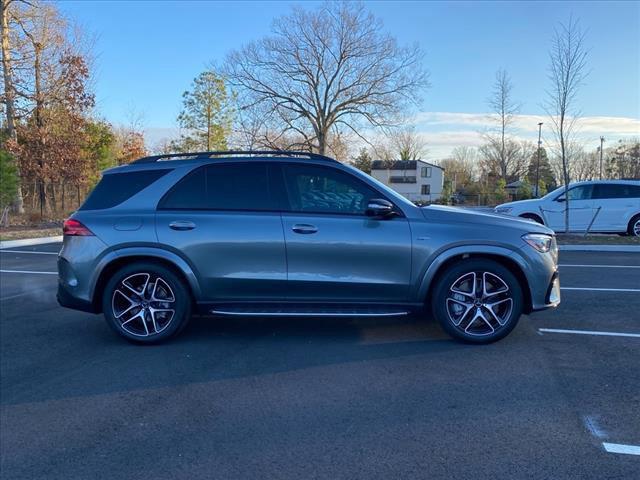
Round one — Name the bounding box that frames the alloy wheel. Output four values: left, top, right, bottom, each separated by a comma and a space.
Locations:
111, 272, 176, 337
445, 271, 514, 337
633, 219, 640, 237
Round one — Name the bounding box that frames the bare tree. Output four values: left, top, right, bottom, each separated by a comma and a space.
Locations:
545, 17, 588, 232
482, 69, 521, 180
1, 0, 26, 212
224, 2, 428, 155
390, 126, 426, 161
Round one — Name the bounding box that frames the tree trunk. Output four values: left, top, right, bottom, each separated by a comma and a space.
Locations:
1, 0, 25, 214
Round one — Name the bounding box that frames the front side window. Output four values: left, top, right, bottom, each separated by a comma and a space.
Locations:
159, 162, 274, 211
564, 185, 593, 201
282, 164, 381, 215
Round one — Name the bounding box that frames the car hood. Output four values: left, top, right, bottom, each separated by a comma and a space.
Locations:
421, 205, 553, 234
495, 198, 542, 210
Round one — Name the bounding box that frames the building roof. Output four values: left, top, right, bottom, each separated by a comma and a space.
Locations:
371, 160, 443, 170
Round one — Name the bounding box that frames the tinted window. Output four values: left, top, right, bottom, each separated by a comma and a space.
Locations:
390, 176, 416, 184
282, 164, 380, 215
159, 163, 274, 211
80, 169, 171, 210
594, 184, 640, 199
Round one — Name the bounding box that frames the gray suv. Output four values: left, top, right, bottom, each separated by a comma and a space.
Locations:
58, 151, 560, 344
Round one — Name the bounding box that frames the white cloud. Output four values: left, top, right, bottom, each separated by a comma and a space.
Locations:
414, 111, 640, 136
411, 111, 640, 159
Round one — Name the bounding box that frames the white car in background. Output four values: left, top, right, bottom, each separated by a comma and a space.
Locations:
495, 180, 640, 236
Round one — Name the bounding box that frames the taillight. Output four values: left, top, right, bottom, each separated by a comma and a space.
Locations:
63, 218, 94, 236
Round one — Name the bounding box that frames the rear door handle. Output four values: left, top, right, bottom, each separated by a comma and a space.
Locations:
292, 224, 318, 234
169, 221, 196, 231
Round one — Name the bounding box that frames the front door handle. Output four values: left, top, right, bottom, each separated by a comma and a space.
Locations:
292, 224, 318, 234
169, 221, 196, 231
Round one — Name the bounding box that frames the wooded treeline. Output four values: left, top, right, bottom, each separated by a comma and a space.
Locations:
1, 1, 638, 221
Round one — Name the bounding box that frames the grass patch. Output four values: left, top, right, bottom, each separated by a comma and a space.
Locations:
0, 227, 61, 241
556, 234, 640, 245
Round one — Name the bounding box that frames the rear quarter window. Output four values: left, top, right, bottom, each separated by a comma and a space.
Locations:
80, 170, 171, 210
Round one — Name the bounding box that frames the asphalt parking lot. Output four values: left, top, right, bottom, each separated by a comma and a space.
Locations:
1, 243, 639, 479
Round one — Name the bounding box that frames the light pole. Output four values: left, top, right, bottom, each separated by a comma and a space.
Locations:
535, 122, 543, 197
599, 136, 605, 179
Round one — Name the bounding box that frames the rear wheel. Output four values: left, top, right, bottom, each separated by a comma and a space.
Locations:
627, 214, 640, 237
431, 259, 524, 344
102, 262, 191, 344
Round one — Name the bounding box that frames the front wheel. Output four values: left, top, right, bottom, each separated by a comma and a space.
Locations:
102, 262, 192, 344
431, 259, 524, 344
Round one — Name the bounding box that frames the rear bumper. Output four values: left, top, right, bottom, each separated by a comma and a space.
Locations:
57, 282, 98, 313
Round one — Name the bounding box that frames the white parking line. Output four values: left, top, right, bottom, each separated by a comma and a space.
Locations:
602, 442, 640, 455
0, 249, 58, 255
559, 264, 640, 269
561, 287, 640, 293
539, 328, 640, 338
0, 270, 57, 275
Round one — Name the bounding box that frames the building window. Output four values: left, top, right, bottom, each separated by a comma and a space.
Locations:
421, 166, 432, 178
389, 176, 416, 184
421, 184, 431, 195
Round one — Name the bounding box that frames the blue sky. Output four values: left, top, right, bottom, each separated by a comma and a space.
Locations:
58, 0, 640, 158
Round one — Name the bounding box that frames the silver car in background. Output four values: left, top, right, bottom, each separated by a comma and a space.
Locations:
58, 151, 560, 344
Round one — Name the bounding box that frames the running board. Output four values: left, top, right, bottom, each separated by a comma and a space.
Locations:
210, 307, 410, 318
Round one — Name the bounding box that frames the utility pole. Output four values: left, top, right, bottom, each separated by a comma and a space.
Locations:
599, 136, 605, 179
535, 122, 543, 197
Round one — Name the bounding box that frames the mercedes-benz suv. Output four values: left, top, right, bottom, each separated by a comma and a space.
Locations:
58, 151, 560, 344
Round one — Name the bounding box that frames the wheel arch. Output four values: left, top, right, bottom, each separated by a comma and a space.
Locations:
627, 213, 640, 236
418, 247, 533, 314
90, 248, 201, 313
519, 212, 545, 225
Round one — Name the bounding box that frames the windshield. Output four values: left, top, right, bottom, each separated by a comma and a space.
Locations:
542, 186, 565, 199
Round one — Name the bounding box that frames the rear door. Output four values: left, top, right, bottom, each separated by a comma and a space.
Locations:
592, 184, 640, 232
277, 163, 412, 303
156, 162, 287, 301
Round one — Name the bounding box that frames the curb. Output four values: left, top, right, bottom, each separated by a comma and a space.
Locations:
559, 244, 640, 253
0, 236, 63, 249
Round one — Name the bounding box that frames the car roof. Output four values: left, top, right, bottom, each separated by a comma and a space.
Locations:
103, 151, 340, 175
569, 179, 640, 186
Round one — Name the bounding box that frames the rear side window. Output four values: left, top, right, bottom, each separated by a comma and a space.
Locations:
80, 170, 170, 210
159, 162, 275, 211
593, 184, 640, 199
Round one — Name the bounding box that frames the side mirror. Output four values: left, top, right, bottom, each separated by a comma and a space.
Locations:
366, 198, 394, 218
556, 196, 566, 203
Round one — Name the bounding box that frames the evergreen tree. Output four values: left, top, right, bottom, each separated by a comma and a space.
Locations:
527, 147, 555, 194
352, 148, 372, 174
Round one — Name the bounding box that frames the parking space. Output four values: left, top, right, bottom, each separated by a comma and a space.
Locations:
1, 243, 639, 479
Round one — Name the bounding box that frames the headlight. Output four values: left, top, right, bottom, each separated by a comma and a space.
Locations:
495, 207, 513, 214
522, 233, 553, 253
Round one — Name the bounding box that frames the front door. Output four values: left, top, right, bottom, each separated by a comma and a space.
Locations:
277, 163, 412, 303
156, 162, 287, 301
545, 184, 594, 232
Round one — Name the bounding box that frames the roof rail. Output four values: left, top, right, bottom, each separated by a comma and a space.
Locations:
132, 150, 338, 164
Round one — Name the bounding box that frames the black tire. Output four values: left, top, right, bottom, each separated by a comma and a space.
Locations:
102, 262, 192, 344
627, 214, 640, 237
431, 259, 524, 344
520, 213, 544, 225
